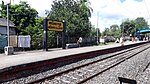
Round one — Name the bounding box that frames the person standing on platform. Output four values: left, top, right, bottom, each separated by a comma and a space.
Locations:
77, 37, 82, 47
120, 37, 124, 46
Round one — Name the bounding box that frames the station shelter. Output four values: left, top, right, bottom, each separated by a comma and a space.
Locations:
136, 28, 150, 41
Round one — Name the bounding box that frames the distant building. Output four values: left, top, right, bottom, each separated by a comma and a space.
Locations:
0, 18, 16, 35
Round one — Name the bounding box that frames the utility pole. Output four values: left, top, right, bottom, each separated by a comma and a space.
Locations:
4, 0, 14, 55
7, 4, 10, 47
122, 19, 124, 38
97, 12, 99, 44
135, 24, 136, 37
121, 19, 124, 46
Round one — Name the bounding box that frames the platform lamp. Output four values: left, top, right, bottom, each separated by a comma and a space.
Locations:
4, 0, 14, 55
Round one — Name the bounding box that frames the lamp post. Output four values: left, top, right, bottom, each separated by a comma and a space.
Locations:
121, 20, 124, 46
122, 21, 124, 38
4, 1, 14, 55
96, 28, 99, 44
135, 25, 136, 37
96, 12, 99, 44
7, 4, 10, 47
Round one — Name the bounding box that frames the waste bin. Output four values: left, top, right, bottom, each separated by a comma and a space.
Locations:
4, 46, 14, 55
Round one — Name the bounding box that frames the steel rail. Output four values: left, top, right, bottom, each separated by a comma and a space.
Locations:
78, 46, 150, 84
27, 43, 149, 84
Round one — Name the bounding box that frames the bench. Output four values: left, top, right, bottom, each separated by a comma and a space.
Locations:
66, 43, 79, 49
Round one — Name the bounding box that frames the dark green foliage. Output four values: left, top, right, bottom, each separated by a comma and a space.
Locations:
47, 0, 92, 38
120, 20, 134, 36
102, 24, 121, 38
0, 1, 45, 49
25, 17, 44, 49
0, 1, 38, 35
110, 24, 121, 37
134, 17, 148, 31
120, 17, 148, 37
103, 17, 148, 39
0, 0, 96, 49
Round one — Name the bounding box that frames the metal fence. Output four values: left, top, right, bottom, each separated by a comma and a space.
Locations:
0, 35, 97, 53
30, 36, 97, 49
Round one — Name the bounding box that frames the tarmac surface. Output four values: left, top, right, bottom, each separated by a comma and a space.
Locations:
0, 41, 143, 70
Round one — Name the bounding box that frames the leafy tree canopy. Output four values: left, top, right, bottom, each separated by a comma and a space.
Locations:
47, 0, 92, 38
134, 17, 148, 30
120, 17, 148, 36
0, 1, 38, 35
102, 24, 121, 38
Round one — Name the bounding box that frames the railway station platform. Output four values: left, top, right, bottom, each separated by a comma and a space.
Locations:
0, 41, 146, 70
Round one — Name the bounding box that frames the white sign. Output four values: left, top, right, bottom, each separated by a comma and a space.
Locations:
100, 39, 105, 43
18, 35, 31, 48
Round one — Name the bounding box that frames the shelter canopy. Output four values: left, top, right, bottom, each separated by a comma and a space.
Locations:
137, 28, 150, 34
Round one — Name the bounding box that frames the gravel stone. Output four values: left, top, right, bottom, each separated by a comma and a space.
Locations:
85, 46, 150, 84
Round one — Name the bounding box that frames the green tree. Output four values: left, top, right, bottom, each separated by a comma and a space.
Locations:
25, 17, 44, 49
120, 19, 136, 36
120, 17, 148, 37
134, 17, 148, 31
25, 17, 44, 36
103, 27, 110, 36
0, 1, 38, 35
110, 24, 121, 37
47, 0, 92, 38
89, 25, 97, 36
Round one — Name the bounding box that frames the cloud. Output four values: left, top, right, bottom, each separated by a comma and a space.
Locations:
90, 0, 126, 31
134, 0, 143, 2
102, 13, 124, 20
120, 0, 126, 3
13, 0, 53, 17
2, 0, 150, 31
90, 0, 150, 31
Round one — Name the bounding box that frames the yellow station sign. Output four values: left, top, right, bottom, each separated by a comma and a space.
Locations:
47, 20, 64, 31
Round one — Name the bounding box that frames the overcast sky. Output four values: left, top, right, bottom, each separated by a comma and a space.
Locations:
2, 0, 150, 32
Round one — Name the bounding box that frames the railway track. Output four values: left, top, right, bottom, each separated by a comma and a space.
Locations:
27, 43, 150, 84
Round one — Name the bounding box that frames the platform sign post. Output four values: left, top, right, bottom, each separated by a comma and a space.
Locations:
43, 19, 66, 51
47, 20, 64, 32
43, 18, 48, 51
62, 21, 66, 49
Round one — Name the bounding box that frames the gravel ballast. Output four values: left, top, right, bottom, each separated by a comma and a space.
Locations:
86, 47, 150, 84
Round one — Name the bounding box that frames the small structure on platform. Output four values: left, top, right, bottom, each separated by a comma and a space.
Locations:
0, 18, 16, 35
66, 43, 79, 49
136, 28, 150, 41
136, 28, 150, 34
0, 18, 16, 55
4, 46, 14, 55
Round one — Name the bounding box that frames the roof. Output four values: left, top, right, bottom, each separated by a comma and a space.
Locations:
0, 18, 16, 28
137, 28, 150, 34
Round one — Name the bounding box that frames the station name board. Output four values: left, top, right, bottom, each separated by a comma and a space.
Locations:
47, 20, 64, 31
